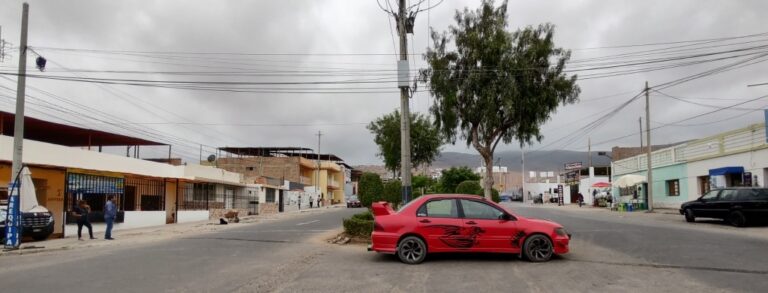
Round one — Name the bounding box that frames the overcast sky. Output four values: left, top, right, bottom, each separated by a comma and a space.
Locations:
0, 0, 767, 166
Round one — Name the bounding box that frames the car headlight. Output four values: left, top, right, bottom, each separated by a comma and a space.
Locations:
554, 227, 568, 237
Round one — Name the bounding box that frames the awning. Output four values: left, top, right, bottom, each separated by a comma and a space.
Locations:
613, 175, 646, 188
708, 166, 744, 176
591, 182, 611, 188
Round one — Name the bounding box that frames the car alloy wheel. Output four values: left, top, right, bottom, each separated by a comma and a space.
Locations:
523, 234, 554, 262
684, 209, 695, 223
728, 211, 747, 227
397, 236, 426, 264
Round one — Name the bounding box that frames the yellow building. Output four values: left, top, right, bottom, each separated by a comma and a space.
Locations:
217, 147, 348, 205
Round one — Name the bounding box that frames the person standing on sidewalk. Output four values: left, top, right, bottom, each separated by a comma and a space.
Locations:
74, 200, 96, 240
577, 192, 584, 207
309, 196, 314, 208
104, 196, 117, 240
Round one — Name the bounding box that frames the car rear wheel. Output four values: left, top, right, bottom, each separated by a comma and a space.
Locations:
728, 211, 747, 227
397, 236, 427, 265
684, 209, 695, 223
523, 234, 554, 262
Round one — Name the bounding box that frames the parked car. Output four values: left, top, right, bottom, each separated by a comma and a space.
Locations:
679, 187, 768, 227
1, 204, 55, 242
346, 196, 362, 208
368, 194, 571, 264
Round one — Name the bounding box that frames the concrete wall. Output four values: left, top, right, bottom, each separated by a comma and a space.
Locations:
686, 148, 768, 200
0, 135, 178, 178
177, 210, 210, 223
217, 156, 302, 183
64, 211, 166, 236
0, 164, 66, 236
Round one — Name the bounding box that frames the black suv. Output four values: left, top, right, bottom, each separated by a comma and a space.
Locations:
680, 187, 768, 227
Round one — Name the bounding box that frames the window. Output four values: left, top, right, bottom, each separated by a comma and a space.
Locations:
719, 189, 739, 201
698, 176, 711, 195
460, 200, 505, 220
666, 180, 680, 196
265, 188, 276, 203
701, 190, 719, 200
736, 189, 758, 201
418, 199, 458, 218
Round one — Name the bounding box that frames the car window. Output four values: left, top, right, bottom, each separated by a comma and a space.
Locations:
418, 199, 458, 218
756, 189, 768, 200
719, 189, 738, 201
701, 190, 719, 200
736, 190, 757, 201
460, 200, 505, 220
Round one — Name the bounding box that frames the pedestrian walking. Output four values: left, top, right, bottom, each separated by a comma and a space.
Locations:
577, 192, 584, 207
74, 200, 96, 240
309, 196, 314, 208
104, 195, 117, 240
317, 195, 322, 208
298, 195, 302, 210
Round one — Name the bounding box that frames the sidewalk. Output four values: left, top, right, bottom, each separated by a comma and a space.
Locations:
1, 204, 345, 257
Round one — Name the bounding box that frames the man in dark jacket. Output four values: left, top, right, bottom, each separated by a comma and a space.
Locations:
104, 196, 117, 240
74, 200, 96, 240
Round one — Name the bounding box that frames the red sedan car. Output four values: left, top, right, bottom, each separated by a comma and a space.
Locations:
369, 194, 571, 264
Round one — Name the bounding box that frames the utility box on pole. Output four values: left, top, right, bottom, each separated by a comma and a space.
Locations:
397, 60, 410, 88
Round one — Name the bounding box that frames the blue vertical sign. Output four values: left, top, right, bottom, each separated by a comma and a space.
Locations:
4, 182, 21, 249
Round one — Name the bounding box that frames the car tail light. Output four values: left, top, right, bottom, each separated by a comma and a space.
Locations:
374, 220, 384, 232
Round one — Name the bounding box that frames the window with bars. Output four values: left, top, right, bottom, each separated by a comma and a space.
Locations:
667, 179, 680, 196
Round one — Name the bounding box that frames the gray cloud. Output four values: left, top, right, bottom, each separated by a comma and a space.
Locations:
0, 0, 766, 166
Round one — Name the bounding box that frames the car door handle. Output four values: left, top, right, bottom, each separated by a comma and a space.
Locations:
466, 221, 477, 225
419, 219, 431, 223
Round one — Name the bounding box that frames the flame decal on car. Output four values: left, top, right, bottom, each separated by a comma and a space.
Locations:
511, 231, 526, 248
426, 225, 485, 249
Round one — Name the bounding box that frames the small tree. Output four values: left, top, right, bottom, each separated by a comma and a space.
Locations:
383, 180, 403, 207
358, 172, 384, 208
367, 110, 443, 177
423, 0, 580, 200
439, 167, 481, 193
455, 180, 482, 194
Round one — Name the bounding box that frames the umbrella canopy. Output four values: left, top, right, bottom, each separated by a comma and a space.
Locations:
613, 174, 647, 188
591, 182, 611, 188
20, 167, 39, 212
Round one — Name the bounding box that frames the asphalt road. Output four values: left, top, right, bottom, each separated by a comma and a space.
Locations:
1, 204, 767, 292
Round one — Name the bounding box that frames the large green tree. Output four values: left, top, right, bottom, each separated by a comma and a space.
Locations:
358, 172, 384, 208
422, 0, 580, 200
439, 167, 481, 194
367, 110, 443, 177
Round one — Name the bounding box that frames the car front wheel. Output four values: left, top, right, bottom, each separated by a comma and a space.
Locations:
684, 209, 695, 223
523, 234, 554, 262
397, 236, 427, 265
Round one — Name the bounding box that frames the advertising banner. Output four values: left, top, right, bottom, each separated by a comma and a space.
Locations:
4, 182, 21, 249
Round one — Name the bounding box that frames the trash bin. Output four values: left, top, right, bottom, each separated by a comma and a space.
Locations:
627, 203, 634, 212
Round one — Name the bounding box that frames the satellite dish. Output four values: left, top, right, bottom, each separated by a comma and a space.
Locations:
207, 154, 216, 163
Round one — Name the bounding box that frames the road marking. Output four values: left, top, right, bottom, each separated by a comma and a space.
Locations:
296, 220, 319, 226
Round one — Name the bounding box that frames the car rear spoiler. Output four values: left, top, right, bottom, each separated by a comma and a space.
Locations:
371, 201, 395, 216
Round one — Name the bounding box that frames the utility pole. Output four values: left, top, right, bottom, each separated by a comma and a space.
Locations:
521, 148, 526, 204
396, 0, 412, 204
645, 82, 654, 212
639, 117, 643, 149
316, 130, 322, 205
11, 3, 29, 188
588, 137, 592, 168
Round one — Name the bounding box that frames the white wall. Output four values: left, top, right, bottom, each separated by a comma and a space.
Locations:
177, 211, 210, 223
1, 135, 178, 178
64, 211, 166, 236
579, 175, 610, 205
686, 148, 768, 201
182, 164, 243, 184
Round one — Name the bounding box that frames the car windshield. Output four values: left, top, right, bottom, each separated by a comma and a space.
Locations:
348, 196, 358, 201
701, 190, 719, 200
397, 198, 420, 213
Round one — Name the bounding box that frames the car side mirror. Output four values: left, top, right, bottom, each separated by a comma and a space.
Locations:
500, 213, 513, 221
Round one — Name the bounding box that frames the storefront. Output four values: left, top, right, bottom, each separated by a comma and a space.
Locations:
64, 171, 125, 226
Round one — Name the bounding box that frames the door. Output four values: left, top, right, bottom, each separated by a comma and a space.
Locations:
458, 199, 517, 252
415, 199, 463, 252
711, 189, 738, 219
278, 190, 285, 212
693, 190, 720, 218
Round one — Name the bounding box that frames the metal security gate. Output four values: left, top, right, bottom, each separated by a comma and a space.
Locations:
65, 173, 124, 224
